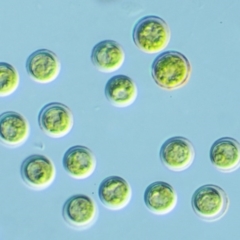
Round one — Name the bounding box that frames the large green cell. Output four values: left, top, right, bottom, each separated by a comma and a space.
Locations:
92, 40, 124, 72
161, 137, 194, 171
64, 146, 96, 179
145, 182, 177, 214
99, 176, 131, 209
194, 188, 221, 215
39, 103, 73, 138
133, 16, 170, 53
211, 138, 240, 171
27, 49, 60, 82
0, 112, 28, 145
192, 185, 229, 221
23, 155, 54, 187
0, 63, 19, 96
152, 51, 191, 90
105, 75, 137, 107
65, 195, 95, 226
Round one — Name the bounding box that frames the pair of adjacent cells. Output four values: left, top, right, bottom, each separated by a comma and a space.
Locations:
145, 182, 229, 222
91, 15, 170, 72
160, 137, 240, 172
63, 176, 131, 228
0, 50, 60, 97
92, 41, 137, 107
21, 147, 96, 190
133, 16, 191, 90
99, 57, 190, 108
0, 103, 73, 147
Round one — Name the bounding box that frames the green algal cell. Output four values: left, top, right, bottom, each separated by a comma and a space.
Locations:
0, 112, 28, 145
192, 185, 229, 222
161, 137, 194, 171
145, 182, 176, 214
25, 157, 53, 185
194, 188, 222, 215
100, 177, 131, 209
27, 49, 59, 82
211, 140, 239, 169
68, 196, 95, 224
164, 141, 190, 166
134, 16, 170, 53
92, 40, 124, 72
39, 103, 73, 138
106, 75, 137, 107
0, 63, 18, 96
64, 146, 96, 179
152, 52, 191, 89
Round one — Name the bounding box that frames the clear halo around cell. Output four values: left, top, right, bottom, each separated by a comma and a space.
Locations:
160, 137, 195, 171
38, 102, 73, 138
63, 195, 98, 230
105, 75, 137, 108
99, 176, 132, 210
91, 40, 125, 73
152, 51, 191, 90
192, 184, 229, 222
144, 181, 177, 215
26, 49, 60, 83
133, 16, 170, 54
0, 111, 29, 147
21, 155, 56, 190
210, 137, 240, 173
63, 146, 96, 179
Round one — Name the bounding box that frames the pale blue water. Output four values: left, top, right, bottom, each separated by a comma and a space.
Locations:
0, 0, 240, 239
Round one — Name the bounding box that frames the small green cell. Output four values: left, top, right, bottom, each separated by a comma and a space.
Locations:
68, 196, 94, 224
194, 188, 222, 215
92, 41, 124, 71
28, 50, 59, 82
65, 147, 95, 178
40, 104, 72, 137
100, 177, 130, 207
135, 18, 169, 52
164, 140, 190, 167
212, 142, 239, 168
146, 183, 175, 212
106, 76, 137, 106
153, 52, 190, 89
0, 113, 27, 144
25, 158, 53, 185
0, 63, 18, 96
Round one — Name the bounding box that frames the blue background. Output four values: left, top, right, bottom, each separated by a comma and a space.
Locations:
0, 0, 239, 239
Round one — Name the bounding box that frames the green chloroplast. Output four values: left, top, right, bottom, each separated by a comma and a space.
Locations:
133, 16, 170, 53
145, 182, 177, 215
152, 51, 191, 90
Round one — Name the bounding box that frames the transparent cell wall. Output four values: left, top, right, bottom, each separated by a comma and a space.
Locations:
0, 0, 240, 240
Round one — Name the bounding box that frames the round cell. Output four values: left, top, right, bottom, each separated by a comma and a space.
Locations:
105, 75, 137, 107
0, 63, 19, 97
152, 51, 191, 90
63, 195, 97, 229
99, 176, 131, 210
210, 138, 240, 172
160, 137, 194, 171
144, 181, 177, 215
39, 103, 73, 138
26, 49, 60, 83
21, 155, 55, 189
133, 16, 170, 53
192, 185, 229, 222
63, 146, 96, 179
0, 111, 29, 147
91, 40, 124, 72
